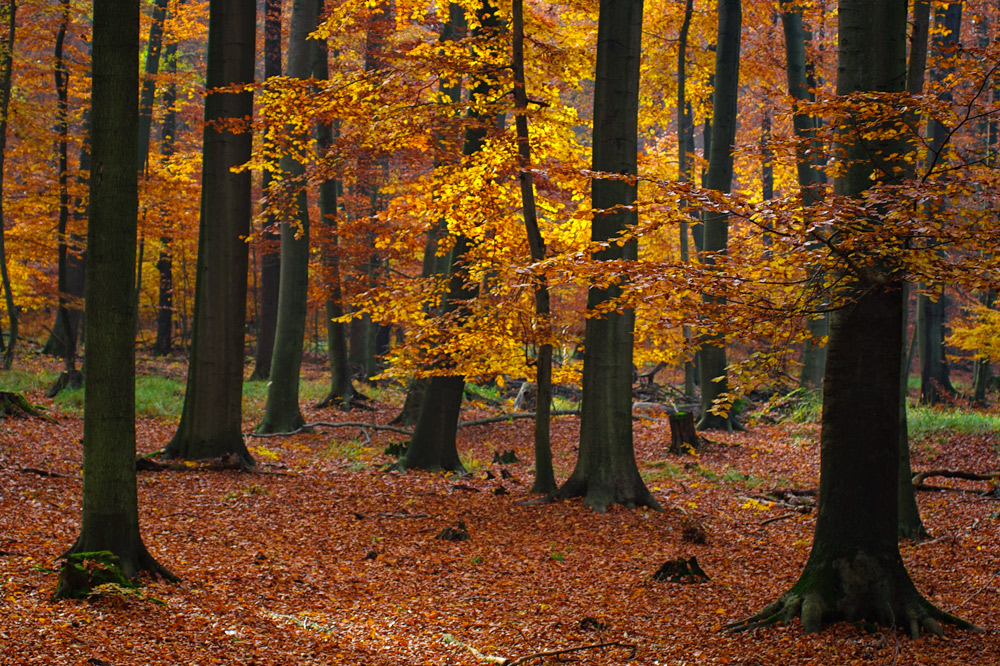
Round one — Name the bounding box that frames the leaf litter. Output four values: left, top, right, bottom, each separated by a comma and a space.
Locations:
1, 372, 998, 665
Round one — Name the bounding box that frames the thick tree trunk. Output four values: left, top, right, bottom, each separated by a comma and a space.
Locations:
696, 0, 741, 431
250, 0, 282, 381
730, 0, 974, 635
677, 0, 696, 399
60, 0, 175, 586
166, 0, 255, 463
555, 0, 658, 512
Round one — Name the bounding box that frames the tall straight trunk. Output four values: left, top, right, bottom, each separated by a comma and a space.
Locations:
555, 0, 657, 512
730, 0, 974, 635
677, 0, 696, 399
250, 0, 282, 380
57, 0, 175, 588
781, 1, 828, 388
971, 290, 994, 404
394, 2, 466, 426
696, 0, 741, 431
313, 1, 354, 410
512, 0, 555, 495
165, 0, 256, 463
256, 0, 319, 434
398, 0, 496, 473
0, 0, 16, 370
918, 2, 961, 405
895, 0, 931, 539
154, 40, 178, 356
51, 0, 79, 384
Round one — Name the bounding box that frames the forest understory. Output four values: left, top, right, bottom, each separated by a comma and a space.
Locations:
1, 357, 998, 666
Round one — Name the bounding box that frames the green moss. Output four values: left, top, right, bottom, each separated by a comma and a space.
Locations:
54, 551, 137, 599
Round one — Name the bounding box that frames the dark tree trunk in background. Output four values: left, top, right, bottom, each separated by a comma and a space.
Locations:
250, 0, 282, 380
0, 0, 17, 370
154, 40, 178, 356
780, 1, 828, 389
555, 0, 658, 512
58, 0, 175, 587
730, 0, 976, 635
697, 0, 741, 431
918, 2, 961, 406
313, 0, 354, 410
165, 0, 255, 463
256, 0, 319, 435
677, 0, 696, 399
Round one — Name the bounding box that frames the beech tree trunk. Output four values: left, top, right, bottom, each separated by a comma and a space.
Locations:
780, 2, 828, 389
154, 41, 178, 356
256, 0, 319, 435
677, 0, 696, 399
730, 0, 974, 635
398, 1, 497, 473
0, 0, 16, 370
555, 0, 657, 512
60, 0, 174, 584
250, 0, 282, 380
166, 0, 255, 463
697, 0, 741, 431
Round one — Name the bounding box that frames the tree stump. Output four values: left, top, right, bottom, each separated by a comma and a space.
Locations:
669, 411, 700, 454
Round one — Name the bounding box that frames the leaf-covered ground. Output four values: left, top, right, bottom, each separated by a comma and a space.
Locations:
2, 364, 998, 665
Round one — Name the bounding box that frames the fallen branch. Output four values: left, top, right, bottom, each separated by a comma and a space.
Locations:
443, 634, 636, 666
245, 422, 415, 438
759, 512, 797, 526
458, 410, 580, 428
18, 467, 68, 478
912, 469, 1000, 485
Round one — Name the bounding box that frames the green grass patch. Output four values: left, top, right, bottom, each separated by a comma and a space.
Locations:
907, 405, 1000, 439
52, 374, 186, 419
0, 367, 59, 393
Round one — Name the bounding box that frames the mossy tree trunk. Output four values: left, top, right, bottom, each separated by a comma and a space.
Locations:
255, 0, 319, 435
555, 0, 658, 512
61, 0, 175, 584
696, 0, 741, 431
0, 0, 16, 371
730, 0, 975, 636
165, 0, 255, 463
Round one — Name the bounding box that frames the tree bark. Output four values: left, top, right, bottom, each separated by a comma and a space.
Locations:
165, 0, 255, 463
256, 0, 319, 435
0, 0, 16, 370
677, 0, 696, 399
730, 0, 975, 635
154, 41, 178, 357
555, 0, 658, 512
398, 1, 497, 473
59, 0, 175, 586
697, 0, 741, 431
250, 0, 282, 380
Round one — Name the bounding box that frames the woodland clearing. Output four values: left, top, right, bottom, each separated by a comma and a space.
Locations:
1, 357, 998, 666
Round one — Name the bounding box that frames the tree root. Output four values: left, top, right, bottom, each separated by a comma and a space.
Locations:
725, 557, 983, 637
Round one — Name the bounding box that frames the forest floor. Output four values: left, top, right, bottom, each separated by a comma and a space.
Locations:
1, 356, 998, 665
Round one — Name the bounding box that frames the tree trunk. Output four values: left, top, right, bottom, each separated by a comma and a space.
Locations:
512, 0, 555, 495
730, 0, 974, 635
313, 0, 354, 411
697, 0, 741, 431
555, 0, 658, 512
918, 2, 961, 406
897, 284, 926, 539
256, 0, 319, 435
250, 0, 282, 381
154, 40, 178, 357
59, 0, 175, 587
0, 0, 17, 370
781, 2, 828, 389
677, 0, 696, 399
398, 1, 496, 473
394, 2, 467, 426
165, 0, 255, 463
